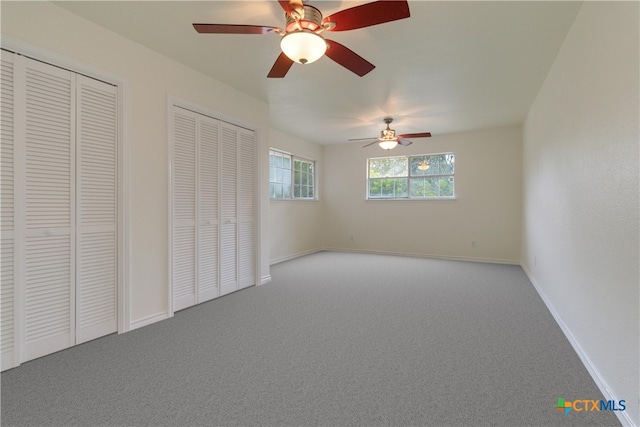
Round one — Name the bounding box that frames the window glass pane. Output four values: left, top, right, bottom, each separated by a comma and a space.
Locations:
275, 154, 283, 168
441, 153, 455, 174
301, 186, 308, 198
439, 177, 454, 197
369, 159, 381, 178
293, 185, 300, 198
410, 155, 430, 176
283, 184, 291, 198
293, 159, 300, 171
269, 166, 275, 182
308, 186, 313, 198
283, 156, 291, 170
270, 183, 276, 198
369, 179, 381, 198
275, 183, 283, 198
283, 170, 291, 184
425, 155, 440, 176
394, 178, 408, 197
409, 177, 425, 197
275, 168, 283, 183
426, 177, 439, 196
394, 158, 408, 177
381, 179, 394, 197
370, 158, 395, 177
301, 172, 308, 185
269, 153, 275, 166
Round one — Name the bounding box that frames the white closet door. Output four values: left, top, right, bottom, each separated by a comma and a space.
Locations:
171, 107, 197, 311
75, 75, 118, 344
238, 128, 255, 290
197, 115, 219, 303
219, 122, 238, 296
1, 51, 17, 370
22, 57, 76, 361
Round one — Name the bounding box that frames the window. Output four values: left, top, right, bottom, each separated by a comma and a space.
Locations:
367, 153, 455, 199
269, 149, 316, 199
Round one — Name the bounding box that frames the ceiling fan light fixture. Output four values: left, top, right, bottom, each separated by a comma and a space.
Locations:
280, 30, 327, 64
378, 140, 398, 150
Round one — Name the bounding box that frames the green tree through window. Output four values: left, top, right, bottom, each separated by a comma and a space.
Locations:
367, 153, 455, 199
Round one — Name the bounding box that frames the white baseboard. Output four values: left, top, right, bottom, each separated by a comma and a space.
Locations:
521, 262, 635, 427
322, 247, 521, 265
129, 312, 169, 331
269, 248, 324, 266
260, 275, 272, 285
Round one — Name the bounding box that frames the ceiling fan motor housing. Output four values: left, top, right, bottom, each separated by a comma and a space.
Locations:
285, 5, 323, 32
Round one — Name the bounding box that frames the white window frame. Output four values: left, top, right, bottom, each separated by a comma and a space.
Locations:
269, 149, 317, 200
366, 152, 455, 200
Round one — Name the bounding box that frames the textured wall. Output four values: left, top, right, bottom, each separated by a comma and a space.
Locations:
322, 126, 523, 263
269, 128, 324, 263
522, 2, 639, 425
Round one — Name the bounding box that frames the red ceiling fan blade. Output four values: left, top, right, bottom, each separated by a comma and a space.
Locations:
193, 24, 280, 35
278, 0, 304, 15
325, 39, 375, 77
323, 1, 410, 32
267, 52, 295, 78
397, 132, 432, 146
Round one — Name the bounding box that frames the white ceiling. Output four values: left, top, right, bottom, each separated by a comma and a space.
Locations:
55, 1, 582, 145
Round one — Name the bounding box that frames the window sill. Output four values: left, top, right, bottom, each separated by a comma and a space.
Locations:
270, 198, 320, 202
365, 197, 457, 201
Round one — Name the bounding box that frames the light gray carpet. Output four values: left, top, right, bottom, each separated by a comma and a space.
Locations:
1, 251, 620, 426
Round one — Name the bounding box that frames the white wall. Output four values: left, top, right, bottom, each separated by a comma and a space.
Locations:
1, 2, 272, 326
269, 128, 324, 263
322, 126, 522, 263
522, 2, 639, 425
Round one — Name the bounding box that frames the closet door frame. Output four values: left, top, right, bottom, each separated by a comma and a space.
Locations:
1, 36, 131, 367
167, 96, 260, 317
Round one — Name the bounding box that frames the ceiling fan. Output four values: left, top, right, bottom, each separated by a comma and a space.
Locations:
193, 0, 410, 78
350, 117, 432, 150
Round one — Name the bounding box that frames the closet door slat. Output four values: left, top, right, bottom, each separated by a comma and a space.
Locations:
76, 75, 118, 344
172, 107, 197, 311
238, 129, 255, 290
1, 51, 16, 370
197, 115, 219, 303
219, 123, 238, 296
22, 58, 75, 361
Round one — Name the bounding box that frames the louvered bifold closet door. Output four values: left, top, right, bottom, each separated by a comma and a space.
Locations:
219, 122, 238, 296
172, 107, 197, 311
1, 51, 17, 370
22, 57, 75, 361
197, 115, 219, 303
75, 75, 118, 344
237, 129, 255, 290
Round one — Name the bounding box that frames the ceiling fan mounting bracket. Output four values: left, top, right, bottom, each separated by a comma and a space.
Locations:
383, 117, 393, 125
